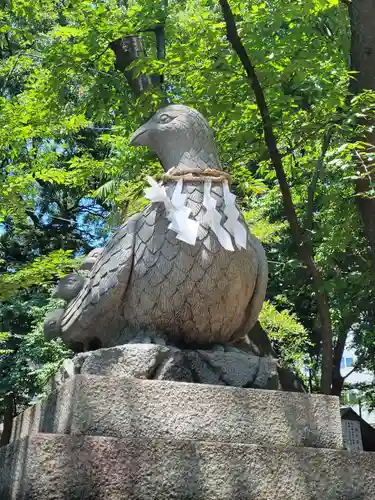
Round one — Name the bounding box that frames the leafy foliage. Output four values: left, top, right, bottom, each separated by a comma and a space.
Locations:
259, 301, 311, 368
0, 250, 79, 300
0, 332, 12, 355
0, 296, 72, 411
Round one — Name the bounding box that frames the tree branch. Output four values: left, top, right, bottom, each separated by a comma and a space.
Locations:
0, 393, 15, 447
306, 129, 333, 232
331, 323, 351, 396
25, 210, 41, 227
343, 363, 360, 381
280, 137, 306, 159
78, 207, 107, 218
218, 0, 333, 394
110, 36, 154, 96
86, 45, 110, 67
0, 53, 22, 95
4, 33, 13, 56
333, 329, 349, 368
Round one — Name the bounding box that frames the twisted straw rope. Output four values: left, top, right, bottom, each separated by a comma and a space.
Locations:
162, 168, 231, 185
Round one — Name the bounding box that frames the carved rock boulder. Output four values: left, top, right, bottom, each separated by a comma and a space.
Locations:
51, 342, 304, 393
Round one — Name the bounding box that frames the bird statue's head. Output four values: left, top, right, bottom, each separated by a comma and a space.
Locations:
130, 104, 221, 172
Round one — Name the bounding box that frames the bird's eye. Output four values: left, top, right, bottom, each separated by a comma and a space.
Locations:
158, 113, 172, 124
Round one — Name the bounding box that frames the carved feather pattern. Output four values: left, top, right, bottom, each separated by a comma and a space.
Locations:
60, 181, 267, 346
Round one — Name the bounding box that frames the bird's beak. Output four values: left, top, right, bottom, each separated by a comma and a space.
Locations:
129, 124, 149, 146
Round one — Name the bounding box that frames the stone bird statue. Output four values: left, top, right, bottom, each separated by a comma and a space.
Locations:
44, 104, 268, 349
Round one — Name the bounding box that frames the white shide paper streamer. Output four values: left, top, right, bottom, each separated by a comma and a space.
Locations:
223, 181, 247, 250
145, 176, 199, 245
202, 180, 234, 251
144, 176, 246, 251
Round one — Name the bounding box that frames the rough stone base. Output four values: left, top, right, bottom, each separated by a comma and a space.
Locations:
11, 376, 342, 449
1, 434, 375, 500
52, 343, 303, 392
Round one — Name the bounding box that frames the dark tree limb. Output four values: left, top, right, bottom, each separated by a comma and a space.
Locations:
280, 137, 306, 159
88, 46, 110, 65
218, 0, 333, 394
4, 32, 13, 56
155, 24, 166, 61
78, 207, 107, 218
25, 209, 41, 228
343, 363, 360, 381
306, 129, 333, 232
331, 324, 352, 396
111, 0, 167, 99
110, 36, 154, 96
0, 393, 15, 447
0, 52, 21, 95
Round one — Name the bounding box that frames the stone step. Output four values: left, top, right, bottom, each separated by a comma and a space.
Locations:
11, 375, 342, 449
1, 434, 374, 500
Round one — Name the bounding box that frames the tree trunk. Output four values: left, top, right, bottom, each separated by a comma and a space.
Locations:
0, 393, 14, 447
331, 330, 348, 396
110, 36, 154, 96
218, 0, 333, 394
348, 0, 375, 268
331, 369, 344, 397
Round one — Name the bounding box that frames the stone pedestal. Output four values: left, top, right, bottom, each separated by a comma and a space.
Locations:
10, 376, 342, 449
1, 374, 375, 499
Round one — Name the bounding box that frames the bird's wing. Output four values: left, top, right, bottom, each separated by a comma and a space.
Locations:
230, 231, 268, 342
60, 212, 142, 342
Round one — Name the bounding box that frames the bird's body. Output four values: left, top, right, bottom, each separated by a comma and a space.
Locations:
46, 105, 268, 348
